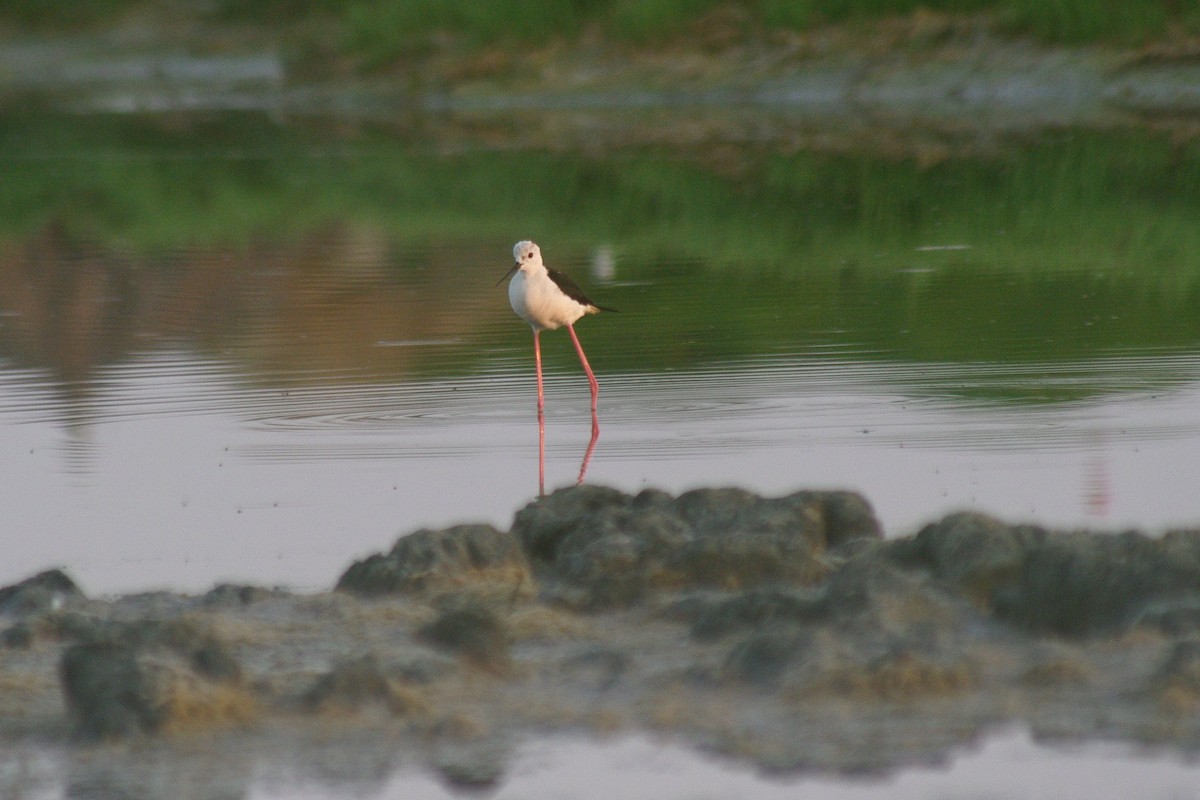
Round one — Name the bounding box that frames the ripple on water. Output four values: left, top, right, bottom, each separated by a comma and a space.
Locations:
5, 348, 1199, 453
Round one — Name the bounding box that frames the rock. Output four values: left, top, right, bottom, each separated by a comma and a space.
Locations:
513, 484, 631, 564
819, 548, 972, 639
190, 635, 244, 683
815, 645, 975, 700
0, 569, 84, 616
890, 515, 1200, 638
1, 622, 34, 649
1134, 600, 1200, 634
720, 632, 808, 686
1153, 639, 1200, 711
107, 618, 245, 683
58, 619, 251, 739
1019, 656, 1092, 688
898, 512, 1045, 606
417, 604, 509, 671
304, 653, 424, 715
682, 588, 824, 641
202, 583, 284, 608
44, 610, 106, 641
335, 524, 533, 603
60, 640, 162, 739
511, 485, 881, 607
558, 647, 629, 691
994, 529, 1200, 636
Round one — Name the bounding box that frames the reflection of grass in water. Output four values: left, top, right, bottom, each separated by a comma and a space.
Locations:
4, 114, 1199, 280
6, 2, 1196, 57
2, 112, 1199, 385
604, 260, 1200, 384
206, 0, 1198, 50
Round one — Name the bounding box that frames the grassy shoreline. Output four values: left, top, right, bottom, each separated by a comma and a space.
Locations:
3, 0, 1198, 77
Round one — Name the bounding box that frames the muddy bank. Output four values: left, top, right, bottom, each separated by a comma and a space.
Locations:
2, 485, 1200, 794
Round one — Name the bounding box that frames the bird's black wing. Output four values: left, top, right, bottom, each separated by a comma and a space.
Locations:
546, 267, 617, 312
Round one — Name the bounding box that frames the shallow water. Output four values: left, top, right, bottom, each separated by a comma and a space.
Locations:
5, 729, 1199, 800
255, 730, 1200, 800
2, 115, 1200, 594
4, 339, 1199, 595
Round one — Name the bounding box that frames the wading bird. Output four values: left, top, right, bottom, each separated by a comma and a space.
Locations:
498, 240, 615, 493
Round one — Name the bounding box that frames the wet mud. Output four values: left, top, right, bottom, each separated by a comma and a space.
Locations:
3, 485, 1200, 795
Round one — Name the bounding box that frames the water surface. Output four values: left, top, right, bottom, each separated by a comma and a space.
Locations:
5, 728, 1199, 800
1, 114, 1199, 596
251, 730, 1200, 800
3, 104, 1200, 800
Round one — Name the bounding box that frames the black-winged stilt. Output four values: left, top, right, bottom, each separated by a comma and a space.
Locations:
498, 240, 615, 493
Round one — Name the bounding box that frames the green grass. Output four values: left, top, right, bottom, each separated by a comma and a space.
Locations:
0, 0, 143, 29
999, 0, 1173, 44
4, 0, 1197, 55
329, 0, 1196, 63
340, 0, 600, 64
606, 0, 724, 42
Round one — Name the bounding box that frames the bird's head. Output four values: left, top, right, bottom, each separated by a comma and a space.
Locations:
513, 240, 541, 268
498, 240, 541, 286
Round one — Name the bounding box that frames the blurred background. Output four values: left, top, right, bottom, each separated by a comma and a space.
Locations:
2, 1, 1200, 595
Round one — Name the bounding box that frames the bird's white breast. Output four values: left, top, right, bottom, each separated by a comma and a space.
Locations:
508, 268, 588, 331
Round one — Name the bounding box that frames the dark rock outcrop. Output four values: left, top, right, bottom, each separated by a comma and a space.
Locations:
335, 524, 532, 603
720, 632, 809, 686
28, 485, 1200, 770
894, 512, 1045, 605
60, 640, 164, 739
684, 587, 825, 641
0, 569, 84, 616
417, 604, 510, 671
58, 618, 251, 739
994, 528, 1200, 636
304, 653, 426, 715
897, 514, 1200, 636
1154, 639, 1200, 706
511, 485, 882, 607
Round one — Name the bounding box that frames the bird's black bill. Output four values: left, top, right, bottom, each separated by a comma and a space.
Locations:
496, 262, 519, 287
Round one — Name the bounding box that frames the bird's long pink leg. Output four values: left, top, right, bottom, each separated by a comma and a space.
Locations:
567, 324, 600, 437
534, 329, 545, 496
577, 424, 598, 486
